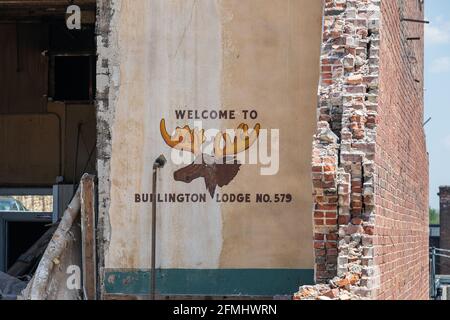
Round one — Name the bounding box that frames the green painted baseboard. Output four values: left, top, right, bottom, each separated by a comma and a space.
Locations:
104, 268, 314, 296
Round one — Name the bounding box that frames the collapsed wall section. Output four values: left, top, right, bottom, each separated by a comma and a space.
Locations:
305, 0, 428, 300
311, 0, 380, 299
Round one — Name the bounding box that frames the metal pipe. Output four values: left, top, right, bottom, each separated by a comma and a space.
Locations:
151, 167, 157, 300
401, 18, 430, 24
150, 155, 167, 300
431, 247, 436, 299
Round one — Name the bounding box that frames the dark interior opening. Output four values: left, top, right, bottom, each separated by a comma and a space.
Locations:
0, 1, 97, 276
54, 55, 93, 101
49, 23, 96, 53
6, 221, 50, 270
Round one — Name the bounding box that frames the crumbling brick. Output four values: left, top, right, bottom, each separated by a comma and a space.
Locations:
302, 0, 428, 301
308, 0, 380, 294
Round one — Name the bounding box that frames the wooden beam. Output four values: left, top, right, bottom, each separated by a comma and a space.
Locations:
80, 174, 97, 300
0, 1, 96, 8
23, 184, 82, 300
0, 0, 96, 20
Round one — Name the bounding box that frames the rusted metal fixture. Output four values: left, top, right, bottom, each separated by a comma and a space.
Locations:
401, 18, 430, 24
151, 155, 166, 300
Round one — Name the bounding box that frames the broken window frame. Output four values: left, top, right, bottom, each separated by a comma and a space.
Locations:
0, 188, 53, 272
0, 212, 52, 272
48, 52, 96, 104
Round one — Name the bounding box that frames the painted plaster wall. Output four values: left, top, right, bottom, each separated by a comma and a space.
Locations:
97, 0, 323, 294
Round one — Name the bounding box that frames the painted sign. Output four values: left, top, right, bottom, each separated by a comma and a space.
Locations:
103, 0, 323, 296
159, 118, 261, 197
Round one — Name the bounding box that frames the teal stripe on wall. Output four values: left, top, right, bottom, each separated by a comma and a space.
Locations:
104, 269, 314, 296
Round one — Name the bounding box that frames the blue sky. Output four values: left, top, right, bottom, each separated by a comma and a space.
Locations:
425, 0, 450, 209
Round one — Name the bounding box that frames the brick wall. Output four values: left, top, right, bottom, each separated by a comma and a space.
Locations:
306, 0, 429, 300
312, 0, 380, 298
312, 122, 340, 282
439, 187, 450, 274
375, 0, 429, 300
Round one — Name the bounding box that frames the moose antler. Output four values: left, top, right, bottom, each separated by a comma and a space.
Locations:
160, 119, 206, 155
160, 120, 262, 197
214, 123, 261, 158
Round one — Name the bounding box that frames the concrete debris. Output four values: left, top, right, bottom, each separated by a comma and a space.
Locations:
317, 125, 339, 144
294, 271, 364, 300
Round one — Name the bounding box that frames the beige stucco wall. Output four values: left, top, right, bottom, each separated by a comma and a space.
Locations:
104, 0, 323, 271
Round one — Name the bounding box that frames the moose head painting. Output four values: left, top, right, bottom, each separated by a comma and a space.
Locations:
160, 119, 261, 197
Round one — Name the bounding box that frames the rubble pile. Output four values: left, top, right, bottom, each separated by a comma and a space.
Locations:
294, 271, 363, 300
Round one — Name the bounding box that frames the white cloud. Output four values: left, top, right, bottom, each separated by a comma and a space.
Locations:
426, 19, 450, 45
430, 57, 450, 73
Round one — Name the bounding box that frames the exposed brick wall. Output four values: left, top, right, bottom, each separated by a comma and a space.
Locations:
312, 0, 380, 298
312, 122, 340, 282
307, 0, 428, 300
439, 187, 450, 274
375, 0, 428, 300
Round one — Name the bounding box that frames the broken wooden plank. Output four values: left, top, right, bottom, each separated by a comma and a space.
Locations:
20, 180, 83, 300
80, 174, 96, 300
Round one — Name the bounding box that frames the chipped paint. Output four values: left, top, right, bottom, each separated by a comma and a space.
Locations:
96, 0, 323, 296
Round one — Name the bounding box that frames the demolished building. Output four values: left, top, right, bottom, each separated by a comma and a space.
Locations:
0, 0, 429, 300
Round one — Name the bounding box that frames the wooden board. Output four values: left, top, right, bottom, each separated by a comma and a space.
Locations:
0, 114, 61, 186
0, 24, 48, 114
80, 174, 96, 300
